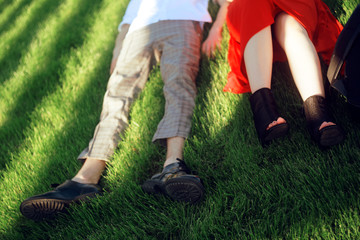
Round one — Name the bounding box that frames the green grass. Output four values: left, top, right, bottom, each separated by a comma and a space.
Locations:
1, 0, 360, 239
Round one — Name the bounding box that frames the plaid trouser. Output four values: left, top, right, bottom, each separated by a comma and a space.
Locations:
78, 20, 202, 162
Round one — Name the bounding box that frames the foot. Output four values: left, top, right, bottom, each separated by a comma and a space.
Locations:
141, 159, 204, 204
249, 88, 289, 145
303, 95, 345, 147
319, 121, 336, 130
20, 180, 101, 221
263, 117, 289, 144
266, 117, 286, 130
318, 121, 344, 147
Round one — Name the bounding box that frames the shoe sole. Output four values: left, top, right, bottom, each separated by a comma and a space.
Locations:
165, 177, 205, 204
142, 177, 205, 204
319, 125, 345, 147
20, 199, 70, 221
263, 123, 289, 144
20, 193, 98, 221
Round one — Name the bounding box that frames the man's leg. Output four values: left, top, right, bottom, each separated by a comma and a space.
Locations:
164, 137, 184, 167
153, 20, 201, 150
72, 101, 185, 185
75, 27, 157, 182
142, 21, 205, 204
72, 159, 106, 184
20, 27, 157, 220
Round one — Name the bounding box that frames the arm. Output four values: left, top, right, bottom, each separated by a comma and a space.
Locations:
202, 0, 231, 57
110, 24, 130, 74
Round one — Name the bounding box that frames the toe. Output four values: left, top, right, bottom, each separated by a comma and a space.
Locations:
266, 117, 286, 130
319, 121, 336, 130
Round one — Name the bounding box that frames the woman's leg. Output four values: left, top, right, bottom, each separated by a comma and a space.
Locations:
273, 13, 324, 101
273, 13, 344, 147
244, 27, 286, 128
273, 13, 333, 130
244, 26, 273, 93
244, 27, 287, 144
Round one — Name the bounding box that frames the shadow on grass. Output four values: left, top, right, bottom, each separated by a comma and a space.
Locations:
324, 0, 347, 19
1, 59, 110, 238
0, 0, 16, 16
0, 0, 63, 85
324, 0, 359, 24
3, 65, 167, 240
0, 0, 33, 38
0, 0, 104, 175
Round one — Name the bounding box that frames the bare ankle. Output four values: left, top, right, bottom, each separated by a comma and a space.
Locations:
71, 158, 106, 185
163, 157, 181, 168
71, 176, 100, 185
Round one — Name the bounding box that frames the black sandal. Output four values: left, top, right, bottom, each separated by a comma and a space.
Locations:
303, 95, 345, 147
249, 88, 289, 145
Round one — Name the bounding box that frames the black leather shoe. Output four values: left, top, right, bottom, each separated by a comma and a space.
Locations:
20, 180, 101, 221
141, 159, 204, 204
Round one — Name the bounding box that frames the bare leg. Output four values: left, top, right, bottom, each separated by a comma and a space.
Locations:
244, 27, 286, 127
273, 13, 334, 129
72, 135, 185, 184
163, 136, 184, 167
273, 13, 324, 101
72, 159, 106, 184
244, 26, 273, 93
72, 135, 184, 183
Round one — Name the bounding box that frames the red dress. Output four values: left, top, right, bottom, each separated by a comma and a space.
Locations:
224, 0, 343, 94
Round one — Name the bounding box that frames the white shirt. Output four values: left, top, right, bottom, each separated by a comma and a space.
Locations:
119, 0, 212, 33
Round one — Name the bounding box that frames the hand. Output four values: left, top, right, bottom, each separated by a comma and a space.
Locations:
202, 0, 230, 57
202, 28, 222, 57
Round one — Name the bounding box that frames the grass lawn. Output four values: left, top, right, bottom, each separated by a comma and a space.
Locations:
1, 0, 360, 239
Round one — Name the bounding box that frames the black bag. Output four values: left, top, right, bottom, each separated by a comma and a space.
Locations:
327, 4, 360, 108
